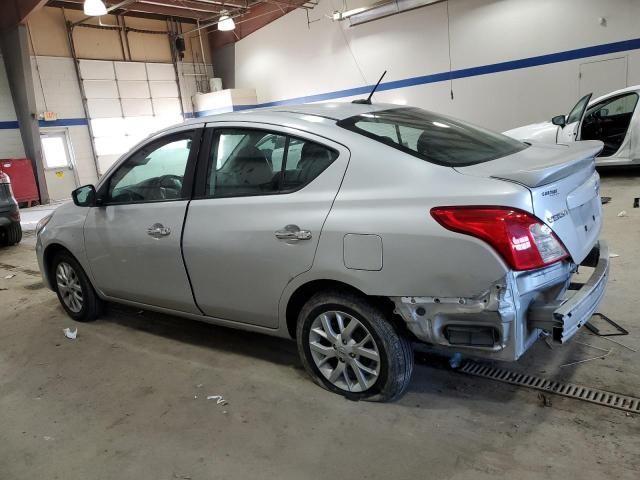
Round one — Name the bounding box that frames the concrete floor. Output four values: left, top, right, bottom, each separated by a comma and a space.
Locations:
1, 172, 639, 480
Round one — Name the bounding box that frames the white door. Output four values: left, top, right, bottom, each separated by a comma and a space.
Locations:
579, 57, 627, 99
40, 132, 78, 201
557, 93, 592, 144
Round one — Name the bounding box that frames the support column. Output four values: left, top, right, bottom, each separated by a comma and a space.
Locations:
0, 24, 49, 204
211, 43, 235, 90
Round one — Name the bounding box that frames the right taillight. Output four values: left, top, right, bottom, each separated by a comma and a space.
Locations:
430, 206, 569, 271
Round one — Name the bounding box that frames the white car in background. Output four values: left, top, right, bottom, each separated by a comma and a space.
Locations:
504, 86, 640, 166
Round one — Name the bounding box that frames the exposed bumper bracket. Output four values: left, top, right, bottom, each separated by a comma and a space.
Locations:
528, 241, 609, 343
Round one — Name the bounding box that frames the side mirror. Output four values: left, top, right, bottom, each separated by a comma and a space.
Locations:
551, 115, 566, 127
72, 184, 96, 207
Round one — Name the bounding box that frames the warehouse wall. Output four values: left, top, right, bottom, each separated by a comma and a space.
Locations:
234, 0, 640, 132
0, 6, 213, 189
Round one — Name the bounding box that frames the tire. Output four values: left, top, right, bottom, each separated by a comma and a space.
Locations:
51, 251, 102, 322
5, 222, 22, 245
296, 290, 414, 402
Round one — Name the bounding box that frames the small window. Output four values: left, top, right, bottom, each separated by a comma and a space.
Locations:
339, 107, 527, 167
281, 138, 338, 191
107, 132, 194, 204
41, 136, 70, 169
208, 129, 285, 197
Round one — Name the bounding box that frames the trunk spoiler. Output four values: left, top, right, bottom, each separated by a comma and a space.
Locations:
455, 140, 603, 188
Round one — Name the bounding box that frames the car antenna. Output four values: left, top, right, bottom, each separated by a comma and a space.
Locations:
352, 71, 387, 105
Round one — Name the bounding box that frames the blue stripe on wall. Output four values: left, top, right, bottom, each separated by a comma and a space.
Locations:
2, 37, 640, 126
0, 118, 88, 129
38, 117, 88, 128
0, 121, 20, 129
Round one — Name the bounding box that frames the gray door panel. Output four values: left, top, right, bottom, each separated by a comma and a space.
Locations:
85, 202, 199, 313
183, 129, 349, 328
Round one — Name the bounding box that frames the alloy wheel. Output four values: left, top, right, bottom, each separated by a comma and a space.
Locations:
56, 262, 84, 313
308, 310, 381, 393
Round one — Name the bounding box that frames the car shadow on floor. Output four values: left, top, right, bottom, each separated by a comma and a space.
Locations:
95, 302, 615, 408
102, 302, 303, 370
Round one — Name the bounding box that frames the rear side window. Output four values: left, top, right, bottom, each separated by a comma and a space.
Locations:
338, 107, 528, 166
206, 129, 337, 197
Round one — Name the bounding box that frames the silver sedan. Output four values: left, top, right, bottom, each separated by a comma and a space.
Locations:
35, 102, 609, 401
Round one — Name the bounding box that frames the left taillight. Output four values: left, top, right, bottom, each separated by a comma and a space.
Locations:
430, 206, 569, 271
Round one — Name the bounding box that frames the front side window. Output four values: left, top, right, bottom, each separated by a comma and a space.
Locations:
566, 93, 592, 124
206, 129, 337, 197
338, 107, 527, 167
107, 132, 194, 203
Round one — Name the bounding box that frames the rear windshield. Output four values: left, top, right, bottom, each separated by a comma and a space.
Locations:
338, 107, 528, 166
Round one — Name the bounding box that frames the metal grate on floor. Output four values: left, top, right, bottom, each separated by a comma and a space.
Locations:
460, 360, 640, 414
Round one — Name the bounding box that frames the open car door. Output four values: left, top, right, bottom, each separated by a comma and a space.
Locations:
557, 93, 592, 144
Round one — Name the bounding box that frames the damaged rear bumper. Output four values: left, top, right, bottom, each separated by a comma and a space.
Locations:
528, 241, 609, 343
391, 241, 609, 361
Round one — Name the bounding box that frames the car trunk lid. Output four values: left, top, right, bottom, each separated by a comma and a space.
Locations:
454, 141, 604, 264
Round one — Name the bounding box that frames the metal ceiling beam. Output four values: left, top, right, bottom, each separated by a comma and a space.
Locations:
49, 0, 220, 21
47, 0, 203, 22
137, 1, 226, 14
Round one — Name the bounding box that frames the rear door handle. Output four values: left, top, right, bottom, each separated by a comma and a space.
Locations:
147, 223, 171, 238
275, 224, 312, 241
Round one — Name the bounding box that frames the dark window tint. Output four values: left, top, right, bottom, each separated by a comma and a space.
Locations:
281, 138, 338, 191
208, 129, 284, 197
338, 107, 528, 166
107, 132, 194, 204
207, 129, 337, 197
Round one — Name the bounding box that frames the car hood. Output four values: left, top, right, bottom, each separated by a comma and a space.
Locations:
503, 121, 559, 144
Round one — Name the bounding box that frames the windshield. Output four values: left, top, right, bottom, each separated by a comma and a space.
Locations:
338, 107, 528, 167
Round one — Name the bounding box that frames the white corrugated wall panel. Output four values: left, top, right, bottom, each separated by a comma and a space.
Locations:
87, 98, 122, 118
149, 81, 179, 98
114, 61, 147, 80
79, 60, 115, 80
146, 63, 175, 81
84, 80, 119, 99
122, 98, 153, 116
152, 97, 181, 117
118, 80, 150, 99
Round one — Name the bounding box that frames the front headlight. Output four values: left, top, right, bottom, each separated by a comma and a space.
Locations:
35, 213, 53, 237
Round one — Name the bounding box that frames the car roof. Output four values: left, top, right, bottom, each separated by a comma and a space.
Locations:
590, 84, 640, 105
179, 102, 403, 127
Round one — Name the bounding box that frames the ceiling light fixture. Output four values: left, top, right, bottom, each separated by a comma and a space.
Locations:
84, 0, 108, 16
218, 12, 236, 31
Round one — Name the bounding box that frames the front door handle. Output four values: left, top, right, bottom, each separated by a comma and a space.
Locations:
275, 224, 312, 241
147, 223, 171, 238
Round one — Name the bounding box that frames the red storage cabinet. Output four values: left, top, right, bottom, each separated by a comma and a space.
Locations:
0, 158, 40, 206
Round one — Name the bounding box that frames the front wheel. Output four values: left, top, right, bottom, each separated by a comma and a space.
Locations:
296, 291, 414, 402
52, 252, 102, 322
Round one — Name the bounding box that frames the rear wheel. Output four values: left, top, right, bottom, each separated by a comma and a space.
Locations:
5, 222, 22, 245
296, 291, 414, 402
52, 252, 102, 322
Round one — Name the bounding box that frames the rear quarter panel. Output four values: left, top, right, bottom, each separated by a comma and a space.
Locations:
283, 139, 536, 306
